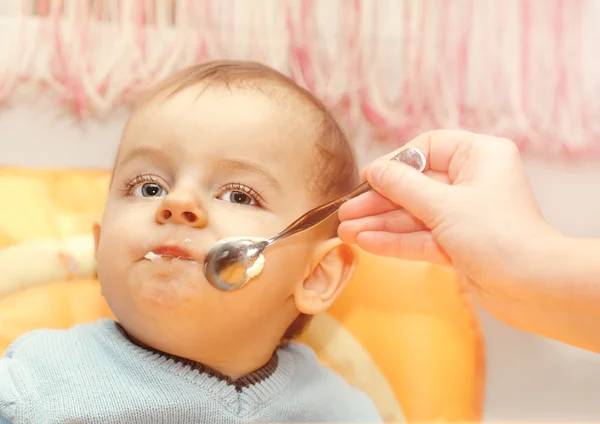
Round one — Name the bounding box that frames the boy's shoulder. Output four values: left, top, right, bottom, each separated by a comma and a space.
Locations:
279, 340, 359, 389
0, 319, 123, 422
4, 318, 115, 359
277, 342, 382, 422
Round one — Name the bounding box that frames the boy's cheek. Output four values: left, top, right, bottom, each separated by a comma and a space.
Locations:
256, 239, 314, 286
97, 219, 149, 263
209, 208, 280, 239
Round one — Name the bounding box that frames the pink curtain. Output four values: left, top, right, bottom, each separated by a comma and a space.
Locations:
2, 0, 599, 157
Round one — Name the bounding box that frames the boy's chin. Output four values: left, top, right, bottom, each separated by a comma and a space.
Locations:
123, 266, 212, 311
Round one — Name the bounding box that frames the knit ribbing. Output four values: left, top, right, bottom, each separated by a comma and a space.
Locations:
114, 322, 279, 392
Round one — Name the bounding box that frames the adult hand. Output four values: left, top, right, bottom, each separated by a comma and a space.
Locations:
339, 130, 562, 302
341, 130, 553, 264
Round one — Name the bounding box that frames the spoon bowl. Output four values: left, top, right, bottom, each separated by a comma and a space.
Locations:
204, 238, 270, 291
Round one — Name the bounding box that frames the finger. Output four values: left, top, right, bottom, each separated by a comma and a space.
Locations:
355, 231, 451, 265
365, 160, 450, 223
360, 129, 477, 180
338, 191, 397, 221
341, 170, 451, 221
338, 210, 426, 244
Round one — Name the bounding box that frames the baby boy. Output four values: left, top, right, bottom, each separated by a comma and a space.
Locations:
0, 60, 381, 423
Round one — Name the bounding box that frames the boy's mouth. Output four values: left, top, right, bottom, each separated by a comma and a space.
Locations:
144, 245, 199, 263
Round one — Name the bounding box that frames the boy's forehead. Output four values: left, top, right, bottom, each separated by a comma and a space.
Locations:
124, 87, 317, 151
114, 86, 322, 183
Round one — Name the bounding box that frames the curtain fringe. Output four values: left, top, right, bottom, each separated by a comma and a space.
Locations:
2, 0, 599, 157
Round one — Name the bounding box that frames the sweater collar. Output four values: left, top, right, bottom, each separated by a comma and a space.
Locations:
114, 322, 279, 393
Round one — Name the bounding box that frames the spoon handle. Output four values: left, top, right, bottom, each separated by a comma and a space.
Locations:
268, 147, 426, 244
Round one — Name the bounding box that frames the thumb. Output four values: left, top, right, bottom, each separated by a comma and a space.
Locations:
366, 159, 448, 222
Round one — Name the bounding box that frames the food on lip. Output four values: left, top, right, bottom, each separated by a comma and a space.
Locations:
144, 251, 162, 261
144, 245, 198, 263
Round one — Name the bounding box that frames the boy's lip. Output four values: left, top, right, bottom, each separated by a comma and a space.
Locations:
151, 245, 195, 260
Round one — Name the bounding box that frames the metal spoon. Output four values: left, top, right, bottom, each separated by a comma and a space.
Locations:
204, 147, 427, 291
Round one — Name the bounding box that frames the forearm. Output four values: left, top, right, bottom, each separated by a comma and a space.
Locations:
495, 233, 600, 352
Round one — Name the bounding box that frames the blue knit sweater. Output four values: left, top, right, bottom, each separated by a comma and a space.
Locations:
0, 319, 381, 423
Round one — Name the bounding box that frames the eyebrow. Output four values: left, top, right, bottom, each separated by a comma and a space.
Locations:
113, 148, 281, 191
116, 146, 174, 170
213, 159, 282, 191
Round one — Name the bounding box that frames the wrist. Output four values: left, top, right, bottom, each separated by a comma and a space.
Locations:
509, 230, 600, 351
469, 220, 600, 351
500, 223, 567, 300
513, 227, 595, 303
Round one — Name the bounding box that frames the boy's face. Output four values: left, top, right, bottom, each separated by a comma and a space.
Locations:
95, 86, 354, 361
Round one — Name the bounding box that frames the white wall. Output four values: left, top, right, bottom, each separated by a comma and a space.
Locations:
1, 101, 600, 420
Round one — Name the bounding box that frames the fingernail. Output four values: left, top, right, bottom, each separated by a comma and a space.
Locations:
368, 161, 388, 184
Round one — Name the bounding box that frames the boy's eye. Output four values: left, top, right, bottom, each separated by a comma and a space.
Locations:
218, 190, 257, 205
133, 183, 167, 198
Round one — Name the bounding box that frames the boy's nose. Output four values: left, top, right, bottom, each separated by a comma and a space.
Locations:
156, 193, 208, 228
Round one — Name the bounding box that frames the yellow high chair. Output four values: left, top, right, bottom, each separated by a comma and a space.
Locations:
0, 167, 484, 422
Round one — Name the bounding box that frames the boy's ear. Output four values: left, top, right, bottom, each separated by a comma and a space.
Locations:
294, 239, 359, 315
93, 220, 101, 259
